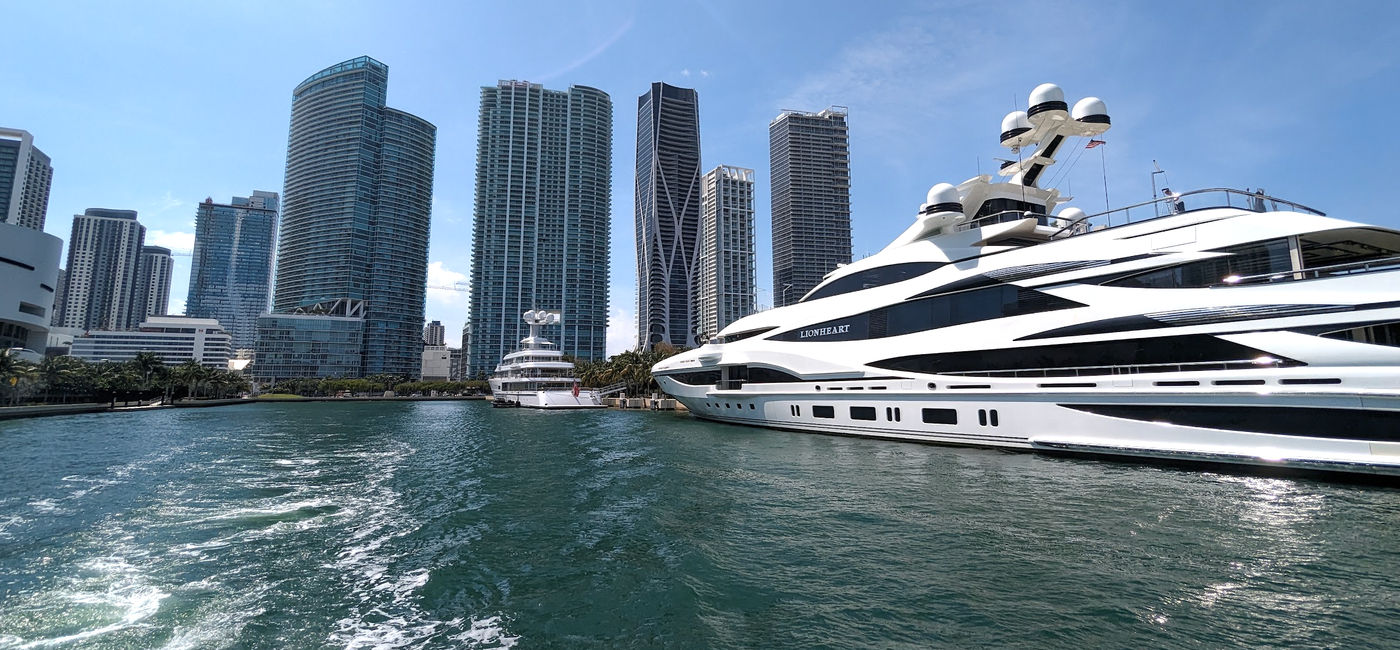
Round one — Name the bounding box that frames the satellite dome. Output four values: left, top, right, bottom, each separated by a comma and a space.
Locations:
1028, 83, 1068, 123
1072, 97, 1110, 124
1000, 110, 1032, 146
921, 183, 962, 214
1058, 206, 1087, 222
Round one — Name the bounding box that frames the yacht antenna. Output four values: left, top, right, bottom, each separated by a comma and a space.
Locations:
1098, 140, 1110, 211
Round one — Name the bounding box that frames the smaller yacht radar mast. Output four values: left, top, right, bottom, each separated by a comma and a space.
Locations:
520, 309, 560, 349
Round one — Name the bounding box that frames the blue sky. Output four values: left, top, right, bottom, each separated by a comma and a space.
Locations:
6, 1, 1397, 355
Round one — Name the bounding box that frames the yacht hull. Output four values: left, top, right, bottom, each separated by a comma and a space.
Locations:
661, 380, 1400, 477
490, 386, 605, 409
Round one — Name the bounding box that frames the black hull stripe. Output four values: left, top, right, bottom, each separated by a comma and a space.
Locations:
1062, 404, 1400, 442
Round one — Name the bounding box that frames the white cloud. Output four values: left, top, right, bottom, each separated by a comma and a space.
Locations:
147, 190, 186, 217
606, 306, 636, 356
426, 260, 468, 305
680, 68, 691, 77
147, 229, 194, 252
700, 70, 710, 78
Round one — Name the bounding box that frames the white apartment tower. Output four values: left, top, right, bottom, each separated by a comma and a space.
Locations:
697, 165, 756, 340
0, 128, 53, 231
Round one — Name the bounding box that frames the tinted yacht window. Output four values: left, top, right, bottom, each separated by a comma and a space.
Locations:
1299, 228, 1400, 268
1106, 239, 1292, 288
774, 285, 1083, 342
802, 262, 944, 302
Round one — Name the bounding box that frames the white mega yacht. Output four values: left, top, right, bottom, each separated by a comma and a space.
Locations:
653, 83, 1400, 477
489, 310, 604, 409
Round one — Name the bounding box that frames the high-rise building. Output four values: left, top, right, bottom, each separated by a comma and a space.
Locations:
466, 81, 612, 377
769, 107, 851, 306
263, 56, 436, 379
131, 245, 174, 326
423, 319, 444, 346
635, 82, 701, 349
697, 165, 756, 340
58, 209, 146, 331
0, 128, 53, 231
186, 192, 279, 350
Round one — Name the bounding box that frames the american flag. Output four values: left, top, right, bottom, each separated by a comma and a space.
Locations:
1086, 139, 1106, 149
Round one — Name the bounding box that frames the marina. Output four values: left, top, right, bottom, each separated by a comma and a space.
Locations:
2, 401, 1398, 647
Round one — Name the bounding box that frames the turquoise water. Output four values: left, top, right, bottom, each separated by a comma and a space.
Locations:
0, 401, 1397, 648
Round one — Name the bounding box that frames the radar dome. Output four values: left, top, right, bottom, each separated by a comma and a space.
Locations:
999, 111, 1033, 147
1071, 97, 1109, 123
1058, 207, 1086, 222
1028, 83, 1068, 124
921, 183, 962, 215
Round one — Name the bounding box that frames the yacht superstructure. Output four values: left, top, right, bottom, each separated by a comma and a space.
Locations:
653, 83, 1400, 477
490, 310, 604, 409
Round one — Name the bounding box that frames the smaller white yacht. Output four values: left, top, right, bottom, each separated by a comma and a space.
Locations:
489, 310, 605, 409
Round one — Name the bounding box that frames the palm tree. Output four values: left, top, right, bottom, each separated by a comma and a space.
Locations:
131, 352, 164, 390
0, 350, 16, 405
171, 360, 208, 401
38, 356, 81, 403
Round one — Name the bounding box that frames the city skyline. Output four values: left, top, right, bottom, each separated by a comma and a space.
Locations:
5, 2, 1398, 355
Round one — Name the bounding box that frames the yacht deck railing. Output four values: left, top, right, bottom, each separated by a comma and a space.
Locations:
1049, 188, 1325, 239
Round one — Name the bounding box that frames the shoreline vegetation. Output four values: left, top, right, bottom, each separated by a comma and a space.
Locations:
0, 345, 687, 419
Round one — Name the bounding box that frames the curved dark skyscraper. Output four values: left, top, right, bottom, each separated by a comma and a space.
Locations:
635, 82, 701, 349
275, 56, 436, 377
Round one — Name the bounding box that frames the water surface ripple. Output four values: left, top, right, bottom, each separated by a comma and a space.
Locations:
1, 402, 1397, 648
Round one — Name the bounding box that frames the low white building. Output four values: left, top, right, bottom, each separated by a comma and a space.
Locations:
0, 221, 62, 361
421, 345, 452, 381
70, 316, 232, 368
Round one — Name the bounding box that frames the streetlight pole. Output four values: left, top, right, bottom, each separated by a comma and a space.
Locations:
781, 283, 793, 307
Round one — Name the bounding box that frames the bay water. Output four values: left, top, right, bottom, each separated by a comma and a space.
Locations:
1, 401, 1397, 648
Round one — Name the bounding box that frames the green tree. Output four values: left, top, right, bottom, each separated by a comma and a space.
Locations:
171, 360, 209, 401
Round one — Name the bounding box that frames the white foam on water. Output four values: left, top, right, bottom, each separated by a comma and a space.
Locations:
26, 499, 62, 514
13, 584, 168, 648
159, 586, 267, 650
0, 514, 25, 540
450, 616, 520, 649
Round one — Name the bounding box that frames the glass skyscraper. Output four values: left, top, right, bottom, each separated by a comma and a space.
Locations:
268, 56, 436, 378
697, 165, 756, 340
466, 81, 611, 378
769, 108, 851, 307
635, 82, 701, 349
186, 192, 279, 350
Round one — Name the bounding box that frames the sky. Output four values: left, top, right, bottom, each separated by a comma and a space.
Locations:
5, 1, 1398, 356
